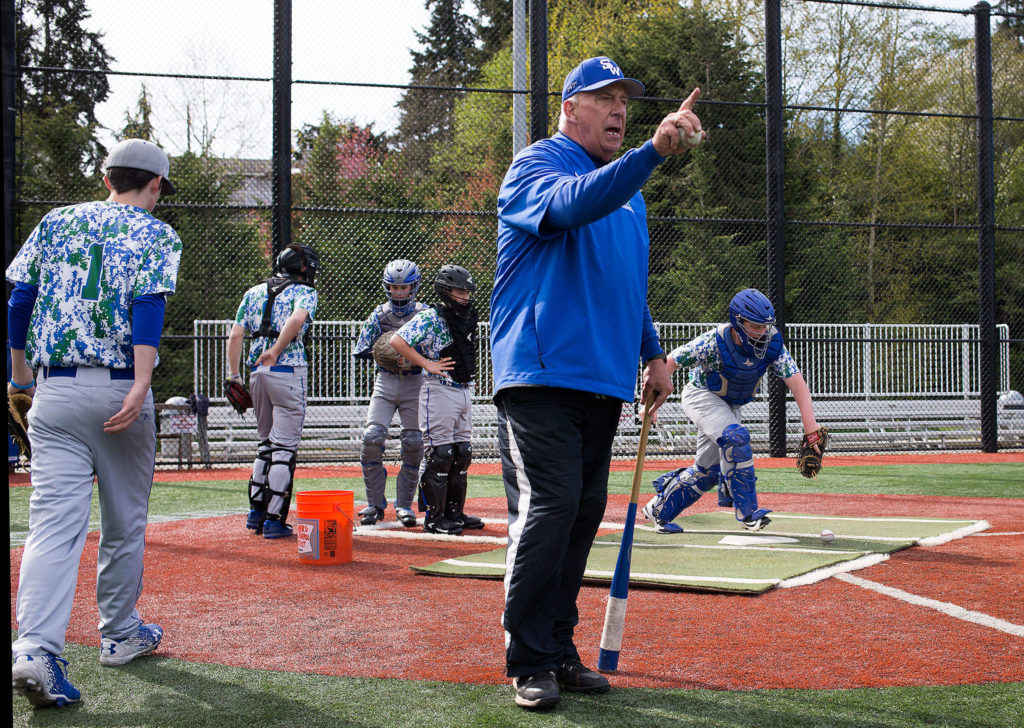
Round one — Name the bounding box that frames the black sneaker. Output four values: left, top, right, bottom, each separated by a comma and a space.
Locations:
512, 671, 561, 710
556, 659, 610, 694
358, 506, 385, 526
455, 512, 485, 530
423, 516, 463, 535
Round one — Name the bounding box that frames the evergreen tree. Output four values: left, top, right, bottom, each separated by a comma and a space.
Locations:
118, 84, 157, 142
396, 0, 480, 174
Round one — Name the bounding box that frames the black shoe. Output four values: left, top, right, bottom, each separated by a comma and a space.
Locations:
423, 516, 463, 535
512, 671, 561, 710
358, 506, 385, 526
455, 512, 485, 530
556, 659, 610, 694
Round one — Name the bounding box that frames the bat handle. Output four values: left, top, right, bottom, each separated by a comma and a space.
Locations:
597, 595, 628, 672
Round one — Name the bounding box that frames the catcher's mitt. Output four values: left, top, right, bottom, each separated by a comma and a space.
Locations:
224, 378, 253, 414
796, 427, 829, 478
372, 333, 413, 374
8, 391, 32, 460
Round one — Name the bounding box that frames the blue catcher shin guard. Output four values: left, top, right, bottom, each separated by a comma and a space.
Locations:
727, 466, 772, 530
643, 465, 719, 533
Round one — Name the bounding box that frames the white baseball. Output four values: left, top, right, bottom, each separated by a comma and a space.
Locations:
820, 529, 834, 544
685, 130, 703, 147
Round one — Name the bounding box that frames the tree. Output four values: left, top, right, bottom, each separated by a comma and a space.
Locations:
119, 84, 157, 142
15, 0, 114, 243
396, 0, 481, 174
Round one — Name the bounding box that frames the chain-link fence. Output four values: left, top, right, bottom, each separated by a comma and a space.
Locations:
6, 0, 1023, 466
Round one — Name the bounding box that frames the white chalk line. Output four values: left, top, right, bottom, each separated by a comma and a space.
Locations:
836, 573, 1024, 637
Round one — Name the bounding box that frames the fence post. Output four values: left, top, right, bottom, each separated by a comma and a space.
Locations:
2, 0, 16, 265
765, 0, 787, 456
272, 0, 292, 258
974, 2, 997, 451
529, 0, 548, 143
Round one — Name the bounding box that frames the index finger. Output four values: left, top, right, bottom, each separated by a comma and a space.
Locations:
679, 87, 701, 113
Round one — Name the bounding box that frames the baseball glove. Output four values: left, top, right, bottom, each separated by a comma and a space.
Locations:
224, 378, 253, 415
372, 333, 412, 374
8, 391, 32, 460
796, 427, 829, 478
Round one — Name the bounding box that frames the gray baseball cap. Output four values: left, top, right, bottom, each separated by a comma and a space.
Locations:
104, 138, 175, 195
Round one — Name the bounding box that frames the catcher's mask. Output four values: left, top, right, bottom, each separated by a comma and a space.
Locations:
434, 264, 476, 318
382, 259, 421, 316
276, 244, 320, 286
728, 288, 776, 359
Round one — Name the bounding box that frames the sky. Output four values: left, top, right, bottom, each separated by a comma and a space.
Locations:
77, 0, 989, 160
82, 1, 434, 158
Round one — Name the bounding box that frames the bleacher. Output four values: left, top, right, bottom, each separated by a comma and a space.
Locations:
157, 319, 1021, 466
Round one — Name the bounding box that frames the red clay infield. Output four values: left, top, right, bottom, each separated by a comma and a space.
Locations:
10, 457, 1024, 690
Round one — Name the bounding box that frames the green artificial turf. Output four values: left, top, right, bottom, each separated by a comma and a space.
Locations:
9, 638, 1022, 727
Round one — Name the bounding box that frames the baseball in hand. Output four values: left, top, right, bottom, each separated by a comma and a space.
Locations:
819, 529, 835, 544
685, 130, 703, 147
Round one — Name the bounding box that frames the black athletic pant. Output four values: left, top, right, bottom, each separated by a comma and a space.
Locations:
496, 386, 622, 678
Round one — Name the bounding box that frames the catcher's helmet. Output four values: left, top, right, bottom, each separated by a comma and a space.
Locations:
382, 259, 421, 316
728, 288, 776, 359
434, 264, 476, 317
276, 244, 320, 286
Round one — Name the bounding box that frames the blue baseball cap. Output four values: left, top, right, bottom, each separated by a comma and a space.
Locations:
561, 56, 645, 102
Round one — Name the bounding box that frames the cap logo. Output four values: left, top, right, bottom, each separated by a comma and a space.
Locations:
600, 58, 622, 76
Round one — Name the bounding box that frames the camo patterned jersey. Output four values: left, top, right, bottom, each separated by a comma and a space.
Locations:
5, 201, 182, 368
393, 306, 469, 387
670, 324, 800, 390
235, 282, 318, 367
353, 301, 428, 357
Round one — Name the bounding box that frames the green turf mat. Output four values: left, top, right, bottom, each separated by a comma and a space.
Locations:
411, 511, 989, 594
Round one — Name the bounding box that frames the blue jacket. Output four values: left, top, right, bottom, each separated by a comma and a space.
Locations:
491, 133, 664, 402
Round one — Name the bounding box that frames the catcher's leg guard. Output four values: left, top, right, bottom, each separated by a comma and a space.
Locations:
360, 423, 389, 511
420, 445, 462, 535
717, 425, 770, 529
265, 444, 297, 525
642, 464, 719, 533
445, 442, 483, 529
246, 440, 273, 533
395, 428, 423, 511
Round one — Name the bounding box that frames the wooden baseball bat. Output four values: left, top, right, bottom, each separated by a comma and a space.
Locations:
597, 392, 655, 672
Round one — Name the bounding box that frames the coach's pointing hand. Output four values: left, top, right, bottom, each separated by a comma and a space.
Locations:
653, 87, 705, 156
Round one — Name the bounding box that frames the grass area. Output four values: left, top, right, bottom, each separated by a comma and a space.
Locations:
9, 464, 1023, 545
9, 462, 1023, 725
10, 639, 1022, 728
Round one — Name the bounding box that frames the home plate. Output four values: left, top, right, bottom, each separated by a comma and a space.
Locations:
719, 535, 800, 545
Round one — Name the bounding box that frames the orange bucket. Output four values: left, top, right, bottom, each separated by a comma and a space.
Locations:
294, 490, 354, 565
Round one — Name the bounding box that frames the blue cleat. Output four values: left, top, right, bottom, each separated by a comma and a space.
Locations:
12, 653, 82, 707
246, 509, 265, 534
262, 519, 293, 539
100, 622, 164, 666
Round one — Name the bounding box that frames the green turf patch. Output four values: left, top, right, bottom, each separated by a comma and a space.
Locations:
412, 511, 988, 594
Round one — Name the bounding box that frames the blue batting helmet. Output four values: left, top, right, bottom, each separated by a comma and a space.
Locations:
382, 259, 421, 316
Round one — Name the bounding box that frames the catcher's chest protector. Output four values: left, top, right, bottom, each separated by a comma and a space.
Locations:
377, 302, 424, 333
712, 324, 783, 405
437, 305, 478, 384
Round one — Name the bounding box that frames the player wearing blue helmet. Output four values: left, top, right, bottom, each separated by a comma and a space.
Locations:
643, 288, 821, 533
352, 259, 428, 527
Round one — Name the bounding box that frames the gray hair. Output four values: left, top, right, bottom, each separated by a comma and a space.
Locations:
557, 94, 578, 132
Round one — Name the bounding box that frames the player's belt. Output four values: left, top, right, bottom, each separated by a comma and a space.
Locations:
252, 365, 294, 373
42, 366, 135, 380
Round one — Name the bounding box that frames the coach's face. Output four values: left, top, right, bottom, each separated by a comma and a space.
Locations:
565, 82, 630, 163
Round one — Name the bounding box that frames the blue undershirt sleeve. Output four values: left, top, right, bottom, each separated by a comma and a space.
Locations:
7, 282, 38, 350
544, 140, 665, 230
132, 293, 167, 348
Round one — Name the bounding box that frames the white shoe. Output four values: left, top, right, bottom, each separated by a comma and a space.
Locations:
100, 623, 163, 666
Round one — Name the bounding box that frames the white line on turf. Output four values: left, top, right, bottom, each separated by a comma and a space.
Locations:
836, 573, 1024, 637
778, 554, 889, 588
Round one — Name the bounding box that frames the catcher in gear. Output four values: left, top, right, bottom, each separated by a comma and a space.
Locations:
642, 288, 822, 533
797, 427, 829, 477
352, 260, 428, 528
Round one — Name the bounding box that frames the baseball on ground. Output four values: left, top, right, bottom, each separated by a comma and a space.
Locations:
820, 529, 835, 544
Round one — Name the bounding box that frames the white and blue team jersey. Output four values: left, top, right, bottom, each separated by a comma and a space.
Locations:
353, 301, 428, 357
393, 307, 467, 388
5, 201, 182, 368
234, 282, 318, 367
670, 325, 800, 390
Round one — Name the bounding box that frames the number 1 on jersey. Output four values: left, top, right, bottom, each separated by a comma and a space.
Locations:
81, 243, 103, 300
